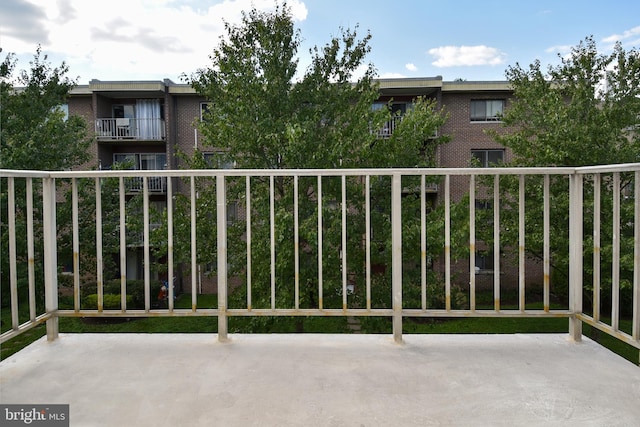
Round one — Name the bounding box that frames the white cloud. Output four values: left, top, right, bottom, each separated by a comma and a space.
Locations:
602, 26, 640, 53
428, 45, 506, 67
545, 45, 572, 55
0, 0, 50, 48
602, 26, 640, 44
2, 0, 308, 82
405, 63, 417, 72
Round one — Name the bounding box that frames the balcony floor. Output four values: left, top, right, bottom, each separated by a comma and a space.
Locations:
1, 333, 639, 426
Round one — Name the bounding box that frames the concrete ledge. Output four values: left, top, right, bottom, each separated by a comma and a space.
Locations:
1, 333, 639, 426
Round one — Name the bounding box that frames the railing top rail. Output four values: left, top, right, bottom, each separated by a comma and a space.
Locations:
2, 163, 639, 179
575, 163, 640, 174
0, 169, 54, 178
0, 167, 586, 179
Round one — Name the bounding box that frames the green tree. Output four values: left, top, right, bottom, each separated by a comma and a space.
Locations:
161, 3, 450, 326
494, 36, 639, 167
1, 46, 92, 310
1, 46, 91, 170
487, 36, 640, 311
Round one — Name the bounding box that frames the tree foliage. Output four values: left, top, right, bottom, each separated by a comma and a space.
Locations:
161, 3, 451, 321
1, 46, 93, 309
1, 46, 92, 170
188, 5, 447, 171
486, 37, 640, 310
494, 36, 639, 167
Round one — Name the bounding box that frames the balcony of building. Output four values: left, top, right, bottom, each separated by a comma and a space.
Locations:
95, 117, 166, 141
92, 89, 166, 142
1, 164, 639, 426
373, 115, 440, 140
122, 175, 167, 193
100, 153, 168, 195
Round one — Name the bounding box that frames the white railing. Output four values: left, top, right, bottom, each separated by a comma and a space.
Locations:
1, 165, 639, 354
95, 118, 166, 140
375, 116, 402, 138
374, 116, 438, 139
124, 176, 167, 193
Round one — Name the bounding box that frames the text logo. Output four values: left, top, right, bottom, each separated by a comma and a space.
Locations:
1, 405, 69, 426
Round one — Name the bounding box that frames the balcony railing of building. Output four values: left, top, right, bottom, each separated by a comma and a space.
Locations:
374, 116, 439, 139
374, 116, 402, 138
95, 118, 166, 140
124, 176, 167, 193
1, 165, 639, 360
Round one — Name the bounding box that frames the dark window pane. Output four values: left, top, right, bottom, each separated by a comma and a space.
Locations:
487, 150, 504, 165
470, 101, 486, 120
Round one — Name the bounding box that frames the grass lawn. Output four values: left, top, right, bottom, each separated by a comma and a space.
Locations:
2, 293, 638, 365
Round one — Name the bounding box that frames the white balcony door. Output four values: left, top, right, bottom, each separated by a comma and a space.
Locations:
136, 99, 161, 139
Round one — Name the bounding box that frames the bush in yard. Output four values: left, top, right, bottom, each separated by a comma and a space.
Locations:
80, 280, 165, 310
83, 294, 132, 310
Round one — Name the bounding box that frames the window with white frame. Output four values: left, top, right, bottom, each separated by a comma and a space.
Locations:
470, 99, 504, 122
471, 149, 504, 167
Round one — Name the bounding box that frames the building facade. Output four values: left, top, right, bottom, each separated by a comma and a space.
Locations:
67, 77, 539, 294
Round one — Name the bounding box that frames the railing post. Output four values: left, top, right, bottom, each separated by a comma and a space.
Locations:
633, 170, 640, 364
568, 173, 583, 342
217, 174, 228, 342
391, 173, 403, 343
42, 176, 59, 341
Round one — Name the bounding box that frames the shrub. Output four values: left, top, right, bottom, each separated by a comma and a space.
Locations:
80, 279, 167, 309
83, 294, 132, 310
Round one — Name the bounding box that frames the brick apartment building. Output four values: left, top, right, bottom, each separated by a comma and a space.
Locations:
66, 76, 537, 293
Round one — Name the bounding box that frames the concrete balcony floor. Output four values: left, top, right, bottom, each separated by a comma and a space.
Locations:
1, 333, 639, 426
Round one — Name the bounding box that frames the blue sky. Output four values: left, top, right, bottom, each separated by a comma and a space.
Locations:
1, 0, 639, 84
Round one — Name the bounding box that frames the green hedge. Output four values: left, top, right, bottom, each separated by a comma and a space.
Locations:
81, 280, 164, 310
83, 294, 133, 310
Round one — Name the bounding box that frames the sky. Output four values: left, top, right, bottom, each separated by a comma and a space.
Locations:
1, 0, 639, 85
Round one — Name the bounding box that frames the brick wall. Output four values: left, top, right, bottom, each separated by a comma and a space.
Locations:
433, 90, 544, 292
173, 95, 205, 163
67, 95, 98, 170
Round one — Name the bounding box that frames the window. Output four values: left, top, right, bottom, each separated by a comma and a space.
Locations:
371, 102, 410, 115
475, 199, 493, 210
113, 101, 164, 120
113, 153, 167, 193
471, 149, 504, 167
470, 100, 504, 122
113, 153, 166, 170
113, 153, 136, 169
475, 251, 495, 272
113, 104, 135, 119
55, 104, 69, 121
200, 102, 211, 121
371, 102, 386, 112
475, 199, 494, 225
203, 151, 234, 169
372, 102, 410, 137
